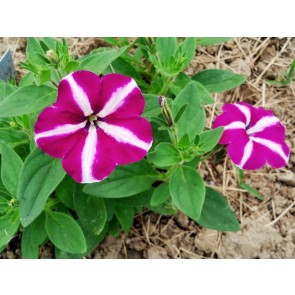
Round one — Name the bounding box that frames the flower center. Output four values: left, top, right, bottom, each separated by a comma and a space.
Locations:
86, 114, 104, 127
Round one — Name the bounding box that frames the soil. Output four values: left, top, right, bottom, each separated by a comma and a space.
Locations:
0, 37, 294, 259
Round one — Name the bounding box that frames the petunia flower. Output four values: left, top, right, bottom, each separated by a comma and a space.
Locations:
213, 102, 290, 170
34, 70, 153, 183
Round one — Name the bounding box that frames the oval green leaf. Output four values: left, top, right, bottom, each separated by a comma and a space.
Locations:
148, 142, 182, 167
170, 166, 205, 221
45, 211, 87, 254
18, 148, 66, 227
172, 82, 210, 141
0, 212, 20, 248
74, 186, 107, 236
192, 69, 247, 93
151, 183, 170, 207
83, 161, 159, 198
79, 47, 127, 74
1, 143, 23, 197
197, 187, 240, 231
0, 85, 57, 117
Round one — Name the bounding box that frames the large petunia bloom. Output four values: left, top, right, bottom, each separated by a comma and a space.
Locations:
34, 70, 153, 183
213, 102, 290, 170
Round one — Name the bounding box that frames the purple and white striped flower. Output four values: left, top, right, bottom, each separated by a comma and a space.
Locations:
34, 70, 153, 183
213, 102, 290, 170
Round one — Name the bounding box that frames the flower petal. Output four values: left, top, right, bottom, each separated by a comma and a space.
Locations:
227, 133, 253, 168
251, 137, 290, 168
214, 104, 247, 127
35, 106, 87, 158
98, 118, 152, 152
57, 71, 101, 116
97, 74, 144, 118
247, 104, 274, 127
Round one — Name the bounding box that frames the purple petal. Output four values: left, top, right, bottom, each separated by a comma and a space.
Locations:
247, 104, 274, 127
251, 137, 290, 168
239, 140, 267, 170
98, 117, 153, 165
35, 106, 87, 158
248, 117, 284, 140
227, 133, 253, 168
61, 128, 89, 183
97, 74, 144, 118
221, 103, 251, 125
57, 71, 101, 117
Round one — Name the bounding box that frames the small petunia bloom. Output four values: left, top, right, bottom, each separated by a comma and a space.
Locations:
213, 102, 290, 170
34, 70, 153, 183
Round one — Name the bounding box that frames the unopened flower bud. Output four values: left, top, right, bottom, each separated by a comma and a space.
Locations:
158, 95, 174, 126
46, 50, 58, 63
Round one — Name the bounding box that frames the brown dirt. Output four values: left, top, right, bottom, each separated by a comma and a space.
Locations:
0, 37, 294, 259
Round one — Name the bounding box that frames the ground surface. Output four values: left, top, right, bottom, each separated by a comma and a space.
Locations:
0, 37, 294, 259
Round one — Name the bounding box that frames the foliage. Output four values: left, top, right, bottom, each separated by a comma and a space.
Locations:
0, 37, 249, 258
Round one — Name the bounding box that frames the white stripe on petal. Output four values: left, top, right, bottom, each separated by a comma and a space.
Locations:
247, 116, 279, 135
97, 79, 137, 118
224, 121, 245, 130
65, 74, 93, 116
235, 104, 251, 126
251, 137, 289, 163
81, 125, 98, 183
98, 121, 152, 151
239, 139, 253, 168
35, 121, 87, 141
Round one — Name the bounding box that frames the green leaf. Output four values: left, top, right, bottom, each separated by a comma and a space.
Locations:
0, 196, 9, 214
143, 94, 161, 118
197, 127, 224, 155
148, 142, 181, 167
0, 81, 16, 102
195, 37, 232, 46
156, 38, 177, 67
21, 226, 39, 259
197, 187, 240, 231
151, 183, 170, 207
79, 47, 127, 74
114, 190, 153, 207
29, 212, 48, 246
0, 129, 29, 152
114, 205, 135, 233
177, 37, 196, 71
177, 134, 191, 148
73, 186, 107, 236
192, 69, 247, 93
148, 201, 178, 216
0, 212, 20, 248
38, 69, 51, 84
1, 143, 23, 197
170, 79, 191, 96
0, 85, 57, 117
19, 72, 35, 87
83, 160, 158, 198
45, 211, 87, 254
170, 166, 205, 221
26, 38, 47, 65
55, 224, 108, 259
18, 148, 66, 227
174, 103, 188, 123
172, 82, 209, 141
64, 60, 81, 73
110, 57, 142, 83
240, 183, 264, 201
55, 175, 76, 209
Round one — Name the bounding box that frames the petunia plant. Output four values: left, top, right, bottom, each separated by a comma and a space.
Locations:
0, 37, 290, 258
